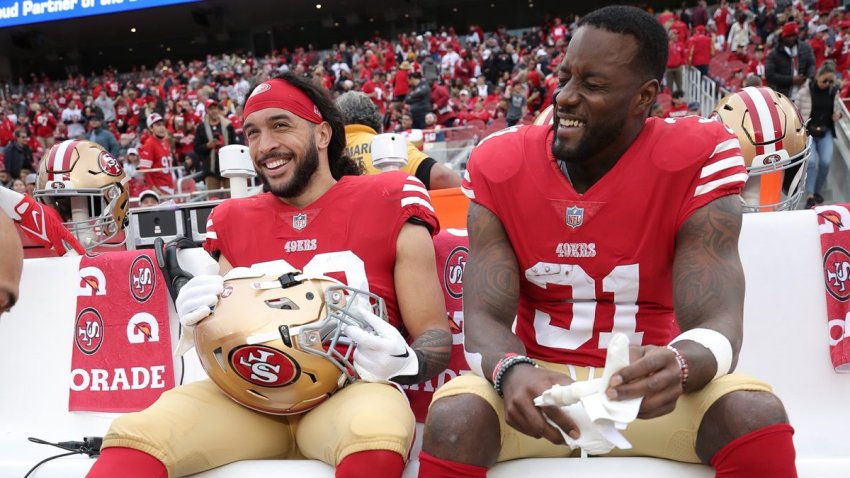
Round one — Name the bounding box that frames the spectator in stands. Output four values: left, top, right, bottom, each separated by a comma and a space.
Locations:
687, 101, 702, 116
691, 0, 709, 27
336, 91, 460, 190
405, 72, 432, 129
831, 21, 850, 78
139, 113, 176, 197
794, 60, 841, 208
24, 173, 36, 196
465, 98, 492, 123
714, 0, 732, 44
748, 44, 767, 82
754, 0, 779, 44
0, 211, 22, 316
10, 178, 25, 195
94, 89, 116, 123
687, 25, 714, 76
61, 101, 85, 139
397, 113, 414, 133
505, 82, 527, 127
393, 62, 411, 102
667, 90, 689, 118
0, 170, 10, 189
194, 99, 236, 194
87, 112, 120, 157
666, 29, 686, 94
139, 189, 161, 207
3, 130, 33, 183
766, 22, 816, 98
728, 12, 750, 56
810, 25, 831, 69
743, 73, 764, 87
31, 103, 56, 150
123, 148, 141, 182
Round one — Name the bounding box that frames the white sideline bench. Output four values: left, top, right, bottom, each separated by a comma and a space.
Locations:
1, 210, 849, 477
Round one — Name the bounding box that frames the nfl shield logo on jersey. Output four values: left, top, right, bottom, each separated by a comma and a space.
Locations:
292, 213, 308, 231
566, 206, 584, 229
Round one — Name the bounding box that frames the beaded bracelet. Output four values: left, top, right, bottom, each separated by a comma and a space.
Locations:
666, 345, 689, 390
493, 355, 536, 397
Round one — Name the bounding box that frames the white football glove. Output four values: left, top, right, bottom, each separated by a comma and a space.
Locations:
343, 302, 420, 383
175, 275, 224, 327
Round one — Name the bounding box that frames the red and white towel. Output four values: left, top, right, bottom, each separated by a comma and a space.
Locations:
70, 250, 174, 411
814, 205, 850, 373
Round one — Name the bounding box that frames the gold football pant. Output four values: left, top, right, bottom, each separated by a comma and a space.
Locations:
431, 362, 772, 463
103, 379, 415, 477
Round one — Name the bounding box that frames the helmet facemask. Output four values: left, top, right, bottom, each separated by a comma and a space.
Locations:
35, 182, 129, 248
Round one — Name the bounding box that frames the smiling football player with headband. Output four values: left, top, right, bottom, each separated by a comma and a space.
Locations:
87, 73, 451, 478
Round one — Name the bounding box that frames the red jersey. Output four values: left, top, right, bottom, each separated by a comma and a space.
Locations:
688, 34, 713, 66
139, 136, 175, 194
460, 118, 746, 366
666, 104, 689, 119
810, 36, 829, 68
33, 111, 57, 138
204, 172, 439, 331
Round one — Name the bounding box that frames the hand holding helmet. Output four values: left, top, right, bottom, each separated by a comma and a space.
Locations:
175, 275, 224, 327
343, 302, 421, 383
193, 265, 385, 415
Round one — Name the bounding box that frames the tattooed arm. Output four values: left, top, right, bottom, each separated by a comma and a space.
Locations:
392, 221, 452, 385
607, 195, 745, 418
463, 202, 524, 375
464, 202, 577, 445
670, 194, 745, 391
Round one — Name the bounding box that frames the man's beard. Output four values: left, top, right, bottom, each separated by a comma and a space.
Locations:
550, 115, 626, 164
259, 137, 320, 199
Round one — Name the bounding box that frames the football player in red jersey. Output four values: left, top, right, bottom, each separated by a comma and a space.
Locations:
418, 6, 796, 478
87, 73, 451, 478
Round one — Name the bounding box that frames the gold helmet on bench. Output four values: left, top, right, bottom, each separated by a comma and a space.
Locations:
711, 86, 811, 212
34, 140, 129, 248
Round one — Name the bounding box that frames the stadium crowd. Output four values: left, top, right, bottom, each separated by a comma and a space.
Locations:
0, 0, 846, 207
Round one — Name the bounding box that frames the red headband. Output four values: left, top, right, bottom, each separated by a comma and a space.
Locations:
243, 78, 323, 124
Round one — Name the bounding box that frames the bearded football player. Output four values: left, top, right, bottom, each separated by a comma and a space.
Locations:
86, 73, 451, 478
418, 6, 796, 478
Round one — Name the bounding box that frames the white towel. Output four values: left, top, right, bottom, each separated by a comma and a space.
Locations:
534, 333, 642, 454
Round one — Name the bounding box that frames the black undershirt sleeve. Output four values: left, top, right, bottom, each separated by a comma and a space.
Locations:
413, 157, 437, 190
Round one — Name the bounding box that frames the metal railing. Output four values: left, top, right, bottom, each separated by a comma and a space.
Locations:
684, 65, 732, 117
824, 97, 850, 204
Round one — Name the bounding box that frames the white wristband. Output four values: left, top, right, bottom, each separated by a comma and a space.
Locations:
670, 328, 733, 381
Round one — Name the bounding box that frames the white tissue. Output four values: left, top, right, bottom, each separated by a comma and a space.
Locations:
533, 333, 642, 454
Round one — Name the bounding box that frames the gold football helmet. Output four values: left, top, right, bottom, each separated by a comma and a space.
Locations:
711, 86, 811, 212
34, 140, 129, 248
194, 267, 384, 415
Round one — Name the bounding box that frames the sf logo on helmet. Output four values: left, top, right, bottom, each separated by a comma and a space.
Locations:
98, 151, 124, 177
231, 345, 300, 387
130, 255, 156, 302
75, 308, 104, 355
824, 247, 850, 301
